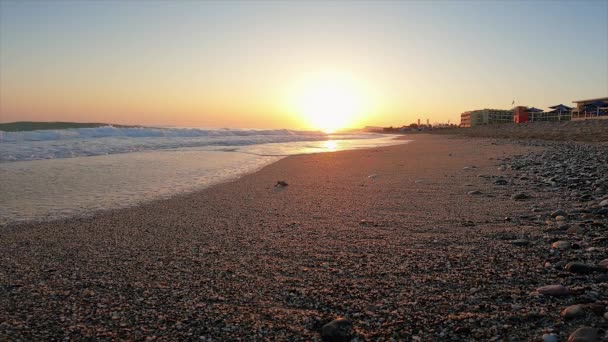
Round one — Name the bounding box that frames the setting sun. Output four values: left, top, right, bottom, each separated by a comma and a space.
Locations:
287, 74, 369, 133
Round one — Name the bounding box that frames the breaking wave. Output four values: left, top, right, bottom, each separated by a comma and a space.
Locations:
0, 126, 379, 162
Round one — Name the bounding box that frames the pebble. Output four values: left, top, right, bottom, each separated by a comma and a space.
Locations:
511, 193, 530, 200
555, 215, 567, 221
551, 241, 571, 250
566, 226, 582, 234
564, 262, 599, 274
599, 199, 608, 207
561, 304, 587, 319
542, 333, 558, 342
468, 190, 482, 195
552, 209, 567, 217
537, 284, 569, 296
321, 318, 354, 342
599, 259, 608, 269
512, 239, 530, 246
567, 327, 599, 342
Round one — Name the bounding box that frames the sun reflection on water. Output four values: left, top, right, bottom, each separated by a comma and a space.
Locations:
323, 140, 338, 151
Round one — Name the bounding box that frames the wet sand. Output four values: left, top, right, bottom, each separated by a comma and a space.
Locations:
0, 135, 599, 340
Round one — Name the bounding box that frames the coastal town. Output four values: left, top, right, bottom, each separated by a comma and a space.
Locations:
375, 96, 607, 134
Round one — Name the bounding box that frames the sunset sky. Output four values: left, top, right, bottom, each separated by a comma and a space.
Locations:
1, 1, 607, 130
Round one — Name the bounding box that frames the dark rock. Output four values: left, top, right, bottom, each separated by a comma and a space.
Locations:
512, 239, 530, 246
537, 284, 569, 296
511, 193, 530, 200
565, 262, 600, 274
495, 179, 508, 185
321, 318, 354, 342
567, 327, 599, 342
552, 209, 568, 217
561, 304, 587, 319
551, 241, 570, 250
586, 303, 606, 316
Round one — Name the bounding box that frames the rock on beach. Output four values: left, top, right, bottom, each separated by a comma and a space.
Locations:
537, 285, 569, 296
567, 327, 600, 342
321, 318, 354, 342
511, 193, 530, 200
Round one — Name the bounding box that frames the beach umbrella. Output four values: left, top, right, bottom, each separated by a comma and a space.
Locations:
548, 104, 573, 120
584, 101, 607, 116
585, 100, 607, 107
548, 104, 573, 111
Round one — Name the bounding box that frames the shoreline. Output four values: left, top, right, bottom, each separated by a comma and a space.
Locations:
0, 136, 410, 228
1, 134, 606, 340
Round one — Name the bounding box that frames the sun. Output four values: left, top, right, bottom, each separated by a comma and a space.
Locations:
288, 74, 368, 133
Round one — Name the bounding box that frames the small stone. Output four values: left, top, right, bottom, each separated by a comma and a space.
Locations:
552, 241, 571, 250
565, 262, 599, 274
543, 333, 558, 342
468, 190, 482, 195
551, 240, 570, 250
586, 303, 606, 316
321, 318, 354, 342
555, 215, 567, 221
567, 327, 599, 342
552, 209, 567, 217
561, 304, 587, 319
511, 193, 530, 200
537, 284, 569, 296
599, 259, 608, 269
495, 179, 508, 185
275, 180, 288, 187
596, 274, 608, 282
599, 199, 608, 207
567, 226, 582, 234
512, 239, 530, 246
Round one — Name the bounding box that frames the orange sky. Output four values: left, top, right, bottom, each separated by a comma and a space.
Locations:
1, 1, 606, 130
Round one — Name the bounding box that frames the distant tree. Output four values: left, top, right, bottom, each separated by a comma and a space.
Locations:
409, 123, 418, 129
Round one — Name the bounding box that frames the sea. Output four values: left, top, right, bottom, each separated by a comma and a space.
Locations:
0, 126, 409, 225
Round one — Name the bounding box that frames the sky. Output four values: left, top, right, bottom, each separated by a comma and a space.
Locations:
1, 0, 607, 130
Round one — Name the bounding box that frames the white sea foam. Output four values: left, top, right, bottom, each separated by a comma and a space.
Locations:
0, 126, 375, 162
0, 128, 410, 225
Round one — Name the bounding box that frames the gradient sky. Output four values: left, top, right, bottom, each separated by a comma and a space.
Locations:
1, 0, 607, 129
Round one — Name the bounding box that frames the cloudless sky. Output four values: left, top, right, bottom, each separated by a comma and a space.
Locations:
1, 0, 607, 129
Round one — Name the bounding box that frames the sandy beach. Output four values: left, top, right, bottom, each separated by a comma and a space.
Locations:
1, 134, 607, 341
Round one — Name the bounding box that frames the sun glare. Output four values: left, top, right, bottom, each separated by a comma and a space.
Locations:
288, 74, 368, 133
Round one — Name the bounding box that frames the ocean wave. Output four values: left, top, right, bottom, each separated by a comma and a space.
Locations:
0, 126, 326, 142
0, 126, 380, 162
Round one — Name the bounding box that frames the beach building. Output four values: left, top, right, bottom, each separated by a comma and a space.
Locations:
571, 97, 608, 120
460, 109, 514, 127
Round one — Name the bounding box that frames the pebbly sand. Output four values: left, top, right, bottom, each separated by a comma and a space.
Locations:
432, 119, 608, 142
1, 134, 606, 340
